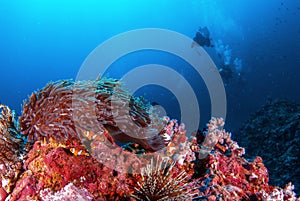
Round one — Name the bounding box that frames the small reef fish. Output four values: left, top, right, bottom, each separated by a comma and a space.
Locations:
69, 147, 90, 156
82, 129, 114, 145
83, 130, 101, 141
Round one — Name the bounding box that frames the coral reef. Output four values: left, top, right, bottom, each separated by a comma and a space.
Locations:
191, 118, 269, 200
237, 99, 300, 195
0, 104, 27, 200
259, 183, 299, 201
1, 79, 299, 201
8, 140, 134, 200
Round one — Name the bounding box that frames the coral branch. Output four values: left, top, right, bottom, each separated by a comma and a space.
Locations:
0, 104, 26, 198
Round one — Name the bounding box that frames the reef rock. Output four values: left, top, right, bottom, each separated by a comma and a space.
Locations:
237, 99, 300, 195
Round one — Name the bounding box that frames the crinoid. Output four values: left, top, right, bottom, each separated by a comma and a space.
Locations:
131, 156, 195, 201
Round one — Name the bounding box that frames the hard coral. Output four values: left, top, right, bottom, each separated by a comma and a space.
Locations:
90, 132, 143, 174
40, 182, 93, 201
0, 104, 26, 198
259, 183, 300, 201
5, 110, 300, 201
237, 99, 300, 194
161, 118, 196, 165
193, 118, 299, 201
90, 117, 196, 175
4, 76, 300, 201
19, 78, 165, 152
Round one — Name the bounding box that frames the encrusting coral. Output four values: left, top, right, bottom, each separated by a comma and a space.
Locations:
8, 139, 135, 200
190, 117, 299, 201
39, 182, 93, 201
0, 78, 299, 201
0, 104, 27, 200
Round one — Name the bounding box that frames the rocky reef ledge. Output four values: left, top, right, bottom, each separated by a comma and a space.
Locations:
0, 78, 299, 201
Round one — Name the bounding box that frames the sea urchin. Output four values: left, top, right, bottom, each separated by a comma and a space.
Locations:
131, 156, 194, 201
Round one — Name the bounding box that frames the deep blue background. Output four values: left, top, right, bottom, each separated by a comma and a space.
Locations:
0, 0, 299, 133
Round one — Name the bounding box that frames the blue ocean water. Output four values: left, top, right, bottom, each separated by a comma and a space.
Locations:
0, 0, 299, 132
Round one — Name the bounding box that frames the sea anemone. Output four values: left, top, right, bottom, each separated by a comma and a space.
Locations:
19, 78, 165, 151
